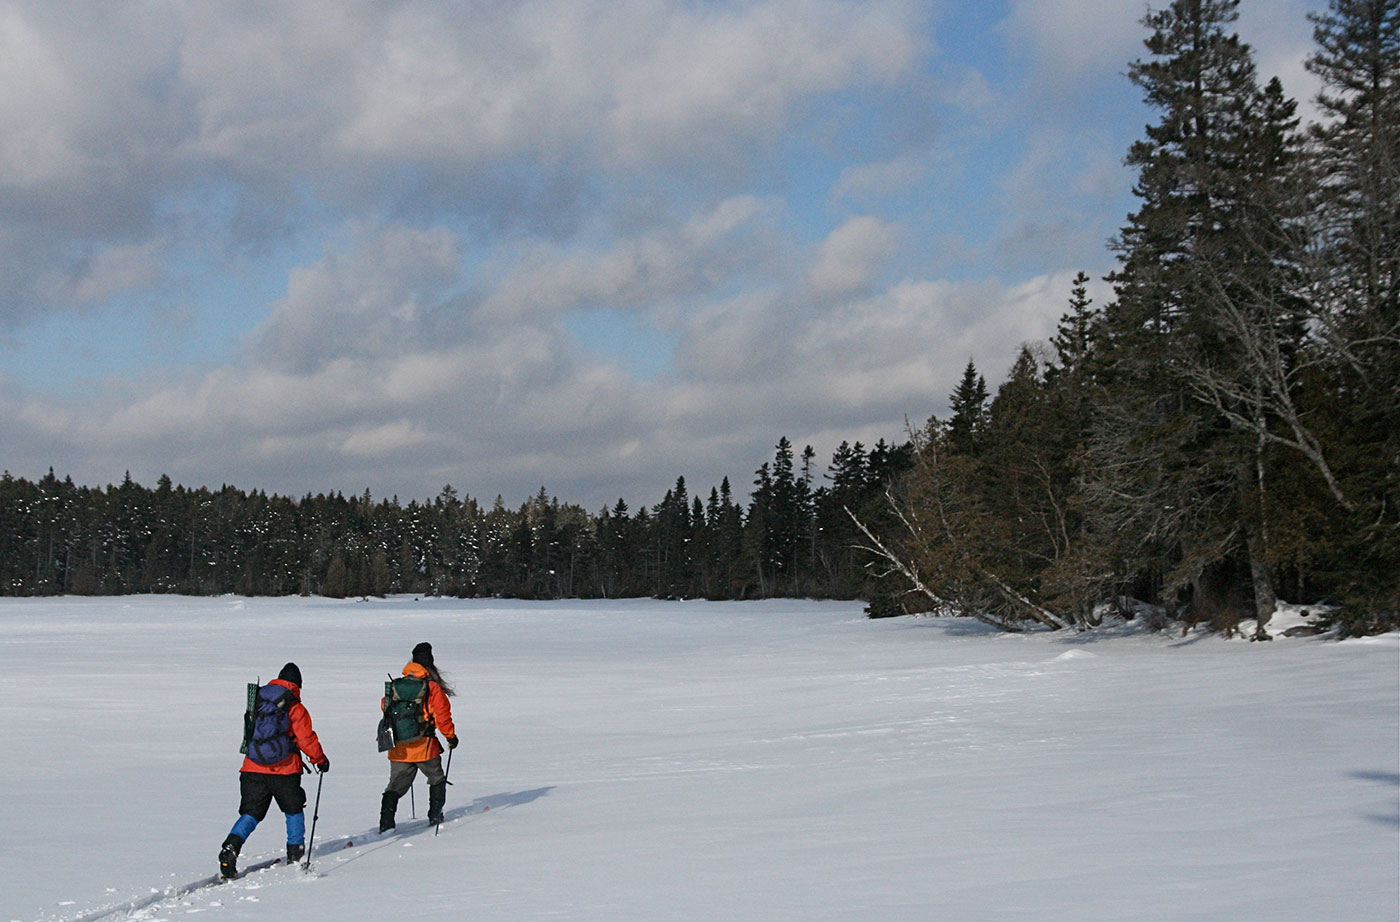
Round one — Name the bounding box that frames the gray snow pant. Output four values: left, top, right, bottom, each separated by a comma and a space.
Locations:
383, 756, 445, 796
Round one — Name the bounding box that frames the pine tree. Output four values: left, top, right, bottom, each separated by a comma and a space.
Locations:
654, 477, 693, 598
714, 477, 745, 598
947, 360, 988, 455
1049, 272, 1099, 379
1091, 0, 1304, 633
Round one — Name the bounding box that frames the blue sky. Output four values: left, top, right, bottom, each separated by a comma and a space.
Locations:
0, 0, 1323, 509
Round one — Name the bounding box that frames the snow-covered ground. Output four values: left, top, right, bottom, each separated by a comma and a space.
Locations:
2, 595, 1396, 922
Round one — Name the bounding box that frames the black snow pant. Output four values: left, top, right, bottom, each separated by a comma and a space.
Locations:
239, 771, 308, 820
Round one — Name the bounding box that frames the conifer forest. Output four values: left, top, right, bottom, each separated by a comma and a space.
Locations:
3, 0, 1396, 636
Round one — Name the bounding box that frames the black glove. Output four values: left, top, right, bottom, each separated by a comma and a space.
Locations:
316, 756, 330, 773
447, 735, 459, 750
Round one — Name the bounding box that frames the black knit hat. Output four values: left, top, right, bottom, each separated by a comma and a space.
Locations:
411, 642, 434, 668
278, 662, 302, 686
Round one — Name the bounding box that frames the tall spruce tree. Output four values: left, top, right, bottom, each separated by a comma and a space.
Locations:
1094, 0, 1302, 633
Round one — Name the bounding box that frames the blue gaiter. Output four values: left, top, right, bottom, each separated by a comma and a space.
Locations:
285, 811, 305, 845
230, 814, 259, 841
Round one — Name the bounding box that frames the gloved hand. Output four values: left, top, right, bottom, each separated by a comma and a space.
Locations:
316, 756, 330, 773
447, 735, 459, 750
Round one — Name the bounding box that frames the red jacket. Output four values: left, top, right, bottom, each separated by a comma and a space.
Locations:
240, 678, 327, 775
382, 662, 456, 763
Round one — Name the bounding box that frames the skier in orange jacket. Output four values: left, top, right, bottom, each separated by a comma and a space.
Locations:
379, 642, 457, 832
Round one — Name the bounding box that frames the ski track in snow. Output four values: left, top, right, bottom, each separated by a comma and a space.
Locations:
63, 801, 508, 922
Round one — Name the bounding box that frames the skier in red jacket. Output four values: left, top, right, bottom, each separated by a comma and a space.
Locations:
219, 662, 329, 879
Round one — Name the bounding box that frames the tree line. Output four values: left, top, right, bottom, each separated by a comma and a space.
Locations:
2, 0, 1395, 637
0, 439, 910, 604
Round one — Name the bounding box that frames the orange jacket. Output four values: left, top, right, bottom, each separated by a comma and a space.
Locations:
381, 662, 456, 763
240, 678, 327, 775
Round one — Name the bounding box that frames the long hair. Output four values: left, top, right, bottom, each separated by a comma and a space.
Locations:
425, 663, 455, 697
411, 642, 455, 697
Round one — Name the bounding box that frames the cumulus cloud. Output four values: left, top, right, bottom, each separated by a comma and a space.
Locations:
480, 196, 782, 323
601, 0, 922, 164
807, 216, 900, 297
0, 190, 1087, 507
0, 0, 924, 326
0, 5, 78, 186
251, 223, 462, 373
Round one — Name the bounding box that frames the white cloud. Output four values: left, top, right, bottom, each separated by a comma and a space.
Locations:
33, 240, 166, 305
251, 224, 461, 373
603, 0, 923, 163
173, 0, 925, 173
0, 0, 925, 329
832, 153, 927, 202
480, 196, 781, 323
807, 216, 900, 297
0, 6, 79, 185
0, 224, 1090, 506
338, 419, 439, 458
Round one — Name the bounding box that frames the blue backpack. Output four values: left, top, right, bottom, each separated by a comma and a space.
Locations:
240, 682, 296, 765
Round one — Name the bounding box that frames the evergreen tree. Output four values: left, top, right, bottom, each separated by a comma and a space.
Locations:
947, 360, 988, 455
654, 477, 694, 597
594, 499, 636, 598
1092, 0, 1302, 633
753, 438, 809, 593
714, 477, 745, 598
1048, 272, 1099, 380
1308, 0, 1400, 337
747, 462, 774, 596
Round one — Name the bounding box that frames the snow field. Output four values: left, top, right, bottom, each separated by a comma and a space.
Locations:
1, 595, 1396, 922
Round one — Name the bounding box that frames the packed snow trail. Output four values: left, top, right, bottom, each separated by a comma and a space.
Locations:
57, 799, 505, 922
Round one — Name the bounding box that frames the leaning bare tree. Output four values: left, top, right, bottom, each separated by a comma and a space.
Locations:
847, 419, 1079, 633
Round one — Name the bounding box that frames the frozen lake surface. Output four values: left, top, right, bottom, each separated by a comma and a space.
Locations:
2, 595, 1396, 921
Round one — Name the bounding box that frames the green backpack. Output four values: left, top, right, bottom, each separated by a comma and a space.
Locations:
379, 675, 431, 751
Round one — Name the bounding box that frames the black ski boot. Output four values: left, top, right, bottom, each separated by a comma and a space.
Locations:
218, 834, 242, 879
427, 781, 446, 826
379, 791, 399, 833
287, 843, 304, 863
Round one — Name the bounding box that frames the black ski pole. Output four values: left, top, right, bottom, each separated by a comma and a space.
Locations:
435, 745, 453, 836
302, 768, 324, 872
